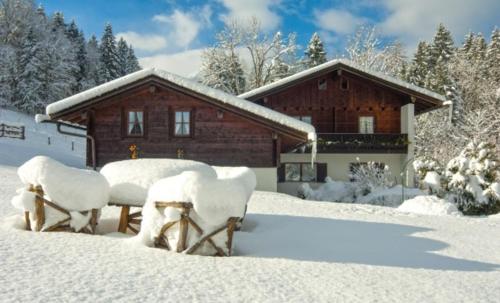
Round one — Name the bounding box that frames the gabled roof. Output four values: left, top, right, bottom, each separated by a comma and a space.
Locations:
239, 59, 446, 113
45, 68, 315, 141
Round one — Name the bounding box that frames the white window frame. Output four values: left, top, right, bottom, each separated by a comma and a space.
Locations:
359, 116, 374, 134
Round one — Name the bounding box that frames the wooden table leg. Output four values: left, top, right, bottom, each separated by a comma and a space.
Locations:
118, 205, 130, 233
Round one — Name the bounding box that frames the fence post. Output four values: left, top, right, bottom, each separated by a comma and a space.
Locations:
20, 126, 25, 140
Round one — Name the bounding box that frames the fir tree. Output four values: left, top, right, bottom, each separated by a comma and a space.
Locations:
486, 28, 500, 84
116, 37, 129, 76
407, 41, 430, 87
84, 35, 101, 88
125, 45, 141, 74
304, 32, 327, 68
429, 23, 455, 67
66, 20, 87, 92
98, 23, 119, 82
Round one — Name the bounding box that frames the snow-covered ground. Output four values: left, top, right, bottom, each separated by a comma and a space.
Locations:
1, 109, 500, 302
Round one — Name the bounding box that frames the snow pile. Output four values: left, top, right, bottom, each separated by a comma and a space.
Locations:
100, 159, 217, 206
139, 171, 248, 255
357, 186, 424, 207
398, 196, 461, 216
212, 166, 257, 201
11, 156, 109, 231
301, 177, 356, 202
17, 156, 109, 211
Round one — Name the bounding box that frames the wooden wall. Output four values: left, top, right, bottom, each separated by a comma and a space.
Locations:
86, 83, 285, 167
257, 71, 408, 134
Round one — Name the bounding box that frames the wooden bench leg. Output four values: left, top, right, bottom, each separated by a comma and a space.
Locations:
118, 205, 130, 233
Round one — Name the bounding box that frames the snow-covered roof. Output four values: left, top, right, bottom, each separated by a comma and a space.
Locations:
238, 59, 446, 103
46, 68, 315, 139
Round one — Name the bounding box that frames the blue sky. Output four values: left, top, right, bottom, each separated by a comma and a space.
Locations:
40, 0, 500, 77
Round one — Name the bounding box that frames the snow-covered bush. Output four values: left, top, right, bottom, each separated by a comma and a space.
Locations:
445, 141, 500, 215
300, 177, 356, 202
348, 160, 394, 195
413, 158, 445, 196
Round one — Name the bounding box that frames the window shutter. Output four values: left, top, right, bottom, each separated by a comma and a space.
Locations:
277, 164, 286, 182
317, 163, 327, 182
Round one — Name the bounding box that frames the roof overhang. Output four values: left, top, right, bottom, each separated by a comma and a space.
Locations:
239, 59, 446, 115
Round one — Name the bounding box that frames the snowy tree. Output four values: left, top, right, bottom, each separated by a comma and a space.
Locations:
345, 26, 406, 77
486, 28, 500, 84
116, 37, 129, 77
125, 45, 140, 74
98, 23, 119, 82
201, 20, 246, 94
304, 32, 327, 68
66, 20, 87, 93
407, 41, 431, 86
84, 34, 101, 88
445, 141, 500, 215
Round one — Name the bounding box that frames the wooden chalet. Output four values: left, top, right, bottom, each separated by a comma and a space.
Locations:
41, 59, 445, 194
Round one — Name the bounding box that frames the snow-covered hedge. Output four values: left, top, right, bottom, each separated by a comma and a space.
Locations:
139, 171, 251, 255
100, 159, 217, 205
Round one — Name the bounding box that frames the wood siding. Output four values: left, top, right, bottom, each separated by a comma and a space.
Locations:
86, 83, 286, 167
256, 71, 408, 134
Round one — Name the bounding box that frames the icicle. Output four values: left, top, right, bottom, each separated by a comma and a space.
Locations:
308, 132, 317, 165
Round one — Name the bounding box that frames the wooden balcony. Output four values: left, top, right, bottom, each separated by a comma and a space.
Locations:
292, 133, 409, 154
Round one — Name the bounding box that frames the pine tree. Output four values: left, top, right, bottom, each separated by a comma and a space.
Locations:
98, 23, 119, 82
486, 28, 500, 84
125, 45, 141, 74
304, 32, 327, 68
116, 37, 129, 76
66, 20, 87, 92
84, 34, 101, 88
407, 41, 430, 87
429, 23, 455, 67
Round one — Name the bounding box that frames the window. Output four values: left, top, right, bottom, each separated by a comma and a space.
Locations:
318, 78, 327, 90
359, 116, 374, 134
294, 115, 312, 124
340, 77, 349, 90
285, 163, 317, 182
127, 111, 144, 136
174, 111, 191, 136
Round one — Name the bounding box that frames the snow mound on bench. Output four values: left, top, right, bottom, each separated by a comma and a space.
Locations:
398, 195, 461, 216
212, 166, 256, 200
139, 171, 247, 250
100, 159, 217, 206
17, 156, 109, 211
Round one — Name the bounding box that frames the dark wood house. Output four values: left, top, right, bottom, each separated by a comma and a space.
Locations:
42, 60, 445, 194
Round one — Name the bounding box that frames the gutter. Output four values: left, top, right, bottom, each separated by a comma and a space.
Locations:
35, 114, 97, 170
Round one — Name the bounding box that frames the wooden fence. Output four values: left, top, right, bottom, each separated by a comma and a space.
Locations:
0, 123, 25, 140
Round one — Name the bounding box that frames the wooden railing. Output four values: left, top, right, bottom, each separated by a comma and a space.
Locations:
294, 133, 409, 154
0, 123, 25, 140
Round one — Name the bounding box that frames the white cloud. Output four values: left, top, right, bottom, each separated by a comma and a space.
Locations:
218, 0, 282, 31
139, 49, 205, 78
314, 9, 366, 35
153, 5, 212, 49
116, 31, 167, 51
379, 0, 500, 48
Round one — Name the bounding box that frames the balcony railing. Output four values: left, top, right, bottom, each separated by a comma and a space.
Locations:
292, 133, 409, 154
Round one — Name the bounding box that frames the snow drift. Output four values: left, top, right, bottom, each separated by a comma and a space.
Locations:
100, 159, 217, 205
398, 196, 461, 216
17, 156, 109, 211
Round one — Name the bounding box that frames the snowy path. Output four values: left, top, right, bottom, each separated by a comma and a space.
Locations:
1, 171, 500, 303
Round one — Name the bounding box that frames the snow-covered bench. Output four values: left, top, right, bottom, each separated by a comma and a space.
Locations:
139, 171, 250, 256
100, 159, 217, 234
12, 156, 109, 233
